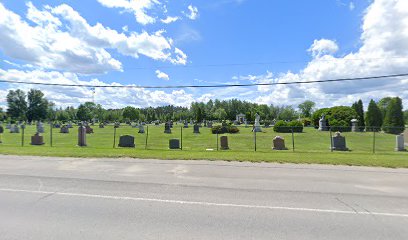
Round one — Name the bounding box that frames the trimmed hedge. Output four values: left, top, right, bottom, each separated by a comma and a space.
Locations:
211, 125, 240, 134
273, 120, 303, 133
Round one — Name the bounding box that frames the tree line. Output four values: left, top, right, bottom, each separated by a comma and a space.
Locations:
2, 89, 407, 134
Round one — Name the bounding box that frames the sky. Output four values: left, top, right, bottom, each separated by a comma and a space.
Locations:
0, 0, 407, 110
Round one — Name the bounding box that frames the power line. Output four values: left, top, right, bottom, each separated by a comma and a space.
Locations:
1, 73, 407, 89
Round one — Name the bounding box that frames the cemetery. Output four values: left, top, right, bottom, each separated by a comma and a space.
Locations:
0, 121, 406, 167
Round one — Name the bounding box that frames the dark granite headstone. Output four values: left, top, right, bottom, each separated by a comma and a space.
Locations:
169, 139, 180, 149
193, 124, 200, 134
118, 135, 135, 148
0, 126, 4, 134
85, 125, 94, 134
331, 132, 349, 151
220, 136, 229, 150
60, 126, 69, 134
272, 136, 288, 150
31, 133, 44, 145
78, 126, 87, 147
164, 122, 172, 134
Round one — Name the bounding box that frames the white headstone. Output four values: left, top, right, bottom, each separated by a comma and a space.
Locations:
395, 134, 406, 151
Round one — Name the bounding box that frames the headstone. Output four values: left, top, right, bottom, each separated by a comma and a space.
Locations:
99, 123, 105, 128
220, 136, 229, 150
169, 139, 180, 149
114, 122, 120, 128
54, 123, 61, 128
318, 114, 328, 131
85, 125, 94, 134
118, 135, 135, 148
331, 132, 349, 151
395, 134, 406, 151
67, 123, 73, 128
253, 113, 262, 132
184, 122, 189, 128
37, 122, 44, 133
132, 123, 138, 128
193, 124, 200, 134
207, 121, 213, 128
6, 124, 11, 130
60, 125, 69, 134
170, 121, 174, 128
0, 126, 3, 134
264, 123, 270, 128
164, 122, 172, 134
10, 125, 19, 133
351, 119, 359, 132
404, 129, 408, 146
272, 136, 288, 150
31, 133, 45, 145
138, 125, 145, 134
78, 126, 87, 147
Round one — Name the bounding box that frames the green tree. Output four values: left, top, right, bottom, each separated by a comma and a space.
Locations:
26, 89, 48, 122
298, 100, 315, 118
327, 106, 357, 131
382, 97, 405, 134
76, 103, 93, 121
214, 108, 227, 120
351, 99, 365, 130
404, 110, 408, 125
378, 97, 392, 121
278, 106, 297, 120
365, 99, 383, 131
46, 102, 57, 121
6, 89, 27, 121
122, 106, 139, 121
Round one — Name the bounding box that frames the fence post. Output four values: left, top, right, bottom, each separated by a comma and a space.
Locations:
180, 126, 183, 150
50, 124, 53, 147
113, 126, 116, 148
216, 129, 219, 151
373, 130, 376, 154
329, 127, 333, 152
254, 129, 257, 152
21, 126, 24, 147
291, 127, 295, 152
145, 125, 149, 150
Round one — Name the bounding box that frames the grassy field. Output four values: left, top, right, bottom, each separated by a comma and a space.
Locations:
0, 124, 407, 168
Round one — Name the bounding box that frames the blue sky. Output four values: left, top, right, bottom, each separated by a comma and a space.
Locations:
0, 0, 407, 109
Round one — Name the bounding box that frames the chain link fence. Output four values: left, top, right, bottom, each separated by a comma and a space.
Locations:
0, 123, 406, 154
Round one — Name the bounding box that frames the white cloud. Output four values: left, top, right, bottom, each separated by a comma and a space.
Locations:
97, 0, 160, 25
349, 2, 355, 11
155, 70, 170, 80
236, 0, 408, 109
161, 16, 180, 24
308, 39, 339, 57
185, 5, 199, 20
0, 69, 198, 108
0, 2, 187, 74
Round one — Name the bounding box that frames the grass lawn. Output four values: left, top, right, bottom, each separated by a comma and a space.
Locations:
0, 124, 407, 168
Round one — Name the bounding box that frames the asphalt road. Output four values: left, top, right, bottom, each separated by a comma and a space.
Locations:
0, 155, 407, 239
